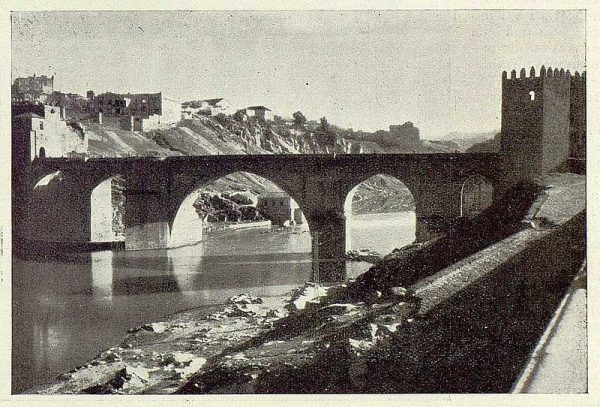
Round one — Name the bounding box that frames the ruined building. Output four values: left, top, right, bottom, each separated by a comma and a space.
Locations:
501, 66, 586, 178
89, 91, 182, 131
12, 74, 54, 103
256, 192, 305, 226
389, 122, 420, 143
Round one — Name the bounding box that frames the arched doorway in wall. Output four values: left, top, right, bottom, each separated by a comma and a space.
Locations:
38, 147, 46, 158
90, 175, 126, 243
344, 174, 416, 258
169, 171, 312, 290
460, 174, 494, 218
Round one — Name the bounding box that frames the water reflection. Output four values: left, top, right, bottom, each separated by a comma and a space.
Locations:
91, 250, 114, 303
13, 213, 415, 393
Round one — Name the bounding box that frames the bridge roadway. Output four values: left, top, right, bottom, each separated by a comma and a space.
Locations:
15, 152, 510, 281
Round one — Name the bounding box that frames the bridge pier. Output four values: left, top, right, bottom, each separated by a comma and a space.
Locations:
124, 191, 172, 250
16, 171, 94, 245
308, 210, 347, 283
123, 172, 203, 250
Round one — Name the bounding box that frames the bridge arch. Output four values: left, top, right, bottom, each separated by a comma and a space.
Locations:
19, 169, 103, 244
460, 174, 494, 218
343, 174, 416, 256
168, 170, 310, 250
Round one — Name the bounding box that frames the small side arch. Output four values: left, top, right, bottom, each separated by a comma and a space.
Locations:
460, 174, 494, 218
90, 175, 126, 243
343, 174, 416, 255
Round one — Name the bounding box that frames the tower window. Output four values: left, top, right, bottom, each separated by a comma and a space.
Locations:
529, 91, 535, 101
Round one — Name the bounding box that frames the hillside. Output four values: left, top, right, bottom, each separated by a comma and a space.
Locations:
466, 132, 502, 153
82, 114, 424, 215
351, 174, 415, 214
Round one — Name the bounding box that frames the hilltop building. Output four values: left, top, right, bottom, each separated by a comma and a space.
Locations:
244, 106, 273, 122
501, 66, 586, 177
389, 122, 420, 143
89, 91, 182, 131
12, 104, 88, 162
12, 74, 54, 103
256, 192, 305, 226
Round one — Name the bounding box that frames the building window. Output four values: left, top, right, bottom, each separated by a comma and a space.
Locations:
529, 91, 535, 101
39, 122, 43, 130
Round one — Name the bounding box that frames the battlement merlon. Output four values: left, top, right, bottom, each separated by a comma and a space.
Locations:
502, 66, 585, 83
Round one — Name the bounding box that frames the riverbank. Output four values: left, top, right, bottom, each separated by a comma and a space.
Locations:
26, 172, 585, 394
13, 212, 401, 393
203, 219, 272, 233
27, 294, 294, 394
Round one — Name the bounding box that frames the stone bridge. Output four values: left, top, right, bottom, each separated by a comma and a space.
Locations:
14, 153, 511, 281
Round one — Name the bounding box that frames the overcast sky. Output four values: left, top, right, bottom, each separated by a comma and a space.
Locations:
11, 10, 585, 138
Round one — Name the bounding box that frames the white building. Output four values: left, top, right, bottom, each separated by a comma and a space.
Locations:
12, 105, 88, 160
182, 98, 236, 117
256, 192, 305, 226
245, 106, 273, 121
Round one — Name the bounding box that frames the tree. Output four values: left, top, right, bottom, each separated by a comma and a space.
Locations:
319, 116, 330, 132
318, 117, 337, 148
233, 110, 246, 122
215, 113, 228, 125
293, 111, 307, 125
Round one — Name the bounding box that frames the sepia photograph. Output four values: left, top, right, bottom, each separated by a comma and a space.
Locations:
2, 2, 595, 402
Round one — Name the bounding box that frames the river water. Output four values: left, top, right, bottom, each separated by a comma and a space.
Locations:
12, 211, 415, 393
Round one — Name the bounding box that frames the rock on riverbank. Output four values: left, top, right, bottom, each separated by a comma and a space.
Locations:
29, 285, 421, 395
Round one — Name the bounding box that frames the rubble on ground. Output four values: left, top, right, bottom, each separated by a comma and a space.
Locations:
178, 286, 421, 394
31, 284, 420, 395
346, 249, 382, 263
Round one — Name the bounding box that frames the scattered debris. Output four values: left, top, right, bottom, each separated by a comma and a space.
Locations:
128, 322, 168, 334
286, 282, 329, 312
346, 248, 383, 263
227, 294, 263, 305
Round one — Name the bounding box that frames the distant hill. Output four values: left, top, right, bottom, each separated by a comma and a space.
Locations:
437, 130, 498, 151
466, 132, 502, 153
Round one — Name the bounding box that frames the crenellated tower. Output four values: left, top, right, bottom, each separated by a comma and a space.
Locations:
501, 66, 584, 179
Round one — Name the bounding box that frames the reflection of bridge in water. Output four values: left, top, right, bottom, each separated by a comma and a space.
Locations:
14, 153, 508, 281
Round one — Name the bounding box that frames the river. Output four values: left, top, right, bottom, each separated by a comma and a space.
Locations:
12, 211, 415, 393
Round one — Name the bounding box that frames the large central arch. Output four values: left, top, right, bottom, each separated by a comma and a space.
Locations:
168, 171, 311, 251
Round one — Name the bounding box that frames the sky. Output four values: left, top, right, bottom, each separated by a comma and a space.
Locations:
11, 10, 585, 138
